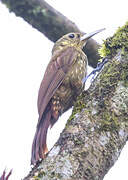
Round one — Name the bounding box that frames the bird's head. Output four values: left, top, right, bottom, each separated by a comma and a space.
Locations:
52, 28, 105, 54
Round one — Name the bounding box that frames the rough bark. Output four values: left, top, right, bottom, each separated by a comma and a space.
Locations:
1, 0, 100, 67
23, 24, 128, 180
1, 1, 128, 179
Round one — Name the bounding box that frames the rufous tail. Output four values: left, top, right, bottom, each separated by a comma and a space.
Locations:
31, 105, 59, 165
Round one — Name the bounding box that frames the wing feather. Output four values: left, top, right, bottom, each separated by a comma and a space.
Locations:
37, 46, 78, 123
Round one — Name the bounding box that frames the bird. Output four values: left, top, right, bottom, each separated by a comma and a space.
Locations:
31, 28, 105, 165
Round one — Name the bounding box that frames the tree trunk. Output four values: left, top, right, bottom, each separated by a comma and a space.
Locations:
23, 23, 128, 180
1, 1, 128, 179
1, 0, 100, 67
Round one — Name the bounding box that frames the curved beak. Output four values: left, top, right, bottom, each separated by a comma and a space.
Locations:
80, 28, 105, 41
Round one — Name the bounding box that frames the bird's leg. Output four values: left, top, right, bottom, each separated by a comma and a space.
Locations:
82, 57, 108, 83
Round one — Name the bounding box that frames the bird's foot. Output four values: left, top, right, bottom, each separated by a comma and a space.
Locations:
82, 57, 108, 83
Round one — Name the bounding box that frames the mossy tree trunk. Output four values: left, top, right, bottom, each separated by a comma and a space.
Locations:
23, 24, 128, 180
1, 1, 128, 179
1, 0, 100, 67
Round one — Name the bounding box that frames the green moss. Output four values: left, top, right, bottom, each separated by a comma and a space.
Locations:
38, 171, 46, 178
99, 43, 111, 57
99, 110, 119, 131
99, 21, 128, 57
66, 93, 87, 127
33, 176, 40, 180
73, 136, 84, 146
120, 63, 128, 87
32, 6, 42, 16
96, 60, 127, 131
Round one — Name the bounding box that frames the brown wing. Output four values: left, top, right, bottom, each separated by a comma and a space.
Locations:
37, 46, 78, 122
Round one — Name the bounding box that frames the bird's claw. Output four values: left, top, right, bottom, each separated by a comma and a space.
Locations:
82, 57, 108, 84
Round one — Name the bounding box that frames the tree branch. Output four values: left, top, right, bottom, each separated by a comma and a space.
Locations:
23, 24, 128, 180
1, 1, 128, 179
1, 0, 100, 67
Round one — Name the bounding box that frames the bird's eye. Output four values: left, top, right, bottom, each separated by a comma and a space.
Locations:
68, 34, 75, 38
77, 34, 80, 38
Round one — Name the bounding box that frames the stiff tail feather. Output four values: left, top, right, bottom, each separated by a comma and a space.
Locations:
31, 105, 59, 165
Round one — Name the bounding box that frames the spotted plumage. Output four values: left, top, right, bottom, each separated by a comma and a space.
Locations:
31, 29, 105, 165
